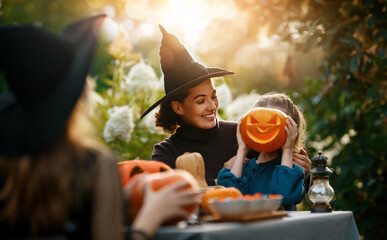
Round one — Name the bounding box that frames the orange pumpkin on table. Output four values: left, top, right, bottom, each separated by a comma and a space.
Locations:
128, 169, 199, 224
201, 187, 243, 214
240, 107, 288, 153
117, 160, 172, 187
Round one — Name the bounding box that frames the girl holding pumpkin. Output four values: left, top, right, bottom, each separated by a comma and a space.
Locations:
141, 26, 311, 186
217, 92, 306, 210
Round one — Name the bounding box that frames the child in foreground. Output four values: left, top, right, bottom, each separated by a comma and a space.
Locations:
217, 92, 306, 210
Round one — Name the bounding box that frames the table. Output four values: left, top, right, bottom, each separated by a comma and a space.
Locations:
153, 211, 360, 240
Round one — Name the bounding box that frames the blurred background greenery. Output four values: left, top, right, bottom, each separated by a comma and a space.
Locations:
1, 0, 386, 239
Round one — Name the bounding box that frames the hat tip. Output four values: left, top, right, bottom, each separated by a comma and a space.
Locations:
158, 24, 168, 35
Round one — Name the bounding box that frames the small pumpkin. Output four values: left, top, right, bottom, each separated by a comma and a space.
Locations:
240, 107, 288, 153
117, 160, 172, 187
175, 152, 208, 188
129, 169, 199, 224
201, 187, 243, 214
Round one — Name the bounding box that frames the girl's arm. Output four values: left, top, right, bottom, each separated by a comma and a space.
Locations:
230, 122, 249, 177
281, 117, 298, 168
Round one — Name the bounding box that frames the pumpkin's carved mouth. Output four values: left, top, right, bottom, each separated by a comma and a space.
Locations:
246, 125, 280, 144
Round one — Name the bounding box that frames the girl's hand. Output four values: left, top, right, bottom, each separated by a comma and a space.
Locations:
236, 121, 249, 154
282, 116, 298, 151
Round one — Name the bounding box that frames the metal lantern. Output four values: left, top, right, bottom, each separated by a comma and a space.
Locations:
307, 151, 337, 213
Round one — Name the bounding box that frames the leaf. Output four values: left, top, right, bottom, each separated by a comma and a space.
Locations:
375, 29, 387, 40
366, 85, 378, 99
350, 53, 359, 73
366, 15, 377, 27
376, 49, 385, 58
339, 38, 351, 44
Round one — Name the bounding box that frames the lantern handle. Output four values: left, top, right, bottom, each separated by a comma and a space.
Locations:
303, 170, 313, 208
330, 167, 338, 208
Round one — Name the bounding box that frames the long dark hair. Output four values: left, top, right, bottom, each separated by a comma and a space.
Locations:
0, 88, 106, 235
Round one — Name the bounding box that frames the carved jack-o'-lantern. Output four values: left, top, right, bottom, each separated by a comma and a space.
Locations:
240, 107, 288, 153
117, 160, 172, 187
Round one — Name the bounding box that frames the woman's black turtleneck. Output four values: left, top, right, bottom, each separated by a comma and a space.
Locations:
151, 120, 238, 186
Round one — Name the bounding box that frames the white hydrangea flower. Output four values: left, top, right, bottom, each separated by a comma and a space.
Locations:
125, 61, 162, 92
139, 108, 164, 134
225, 91, 261, 121
103, 105, 134, 143
216, 83, 233, 110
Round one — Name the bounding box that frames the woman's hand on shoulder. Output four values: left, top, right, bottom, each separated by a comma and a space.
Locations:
292, 148, 311, 174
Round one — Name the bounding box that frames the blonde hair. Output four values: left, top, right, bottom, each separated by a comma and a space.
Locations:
254, 92, 307, 152
0, 86, 104, 235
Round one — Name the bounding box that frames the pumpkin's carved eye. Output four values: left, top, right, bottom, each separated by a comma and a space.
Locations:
130, 166, 144, 177
248, 115, 259, 124
267, 116, 278, 125
160, 167, 168, 172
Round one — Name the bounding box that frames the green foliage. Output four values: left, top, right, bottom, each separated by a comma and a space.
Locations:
247, 0, 387, 238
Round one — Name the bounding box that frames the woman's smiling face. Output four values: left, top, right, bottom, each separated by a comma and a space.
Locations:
171, 79, 218, 129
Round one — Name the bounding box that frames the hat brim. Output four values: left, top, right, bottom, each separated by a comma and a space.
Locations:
0, 14, 106, 157
140, 67, 234, 119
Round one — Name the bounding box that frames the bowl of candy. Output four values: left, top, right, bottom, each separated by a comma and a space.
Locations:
208, 197, 250, 218
208, 193, 283, 219
247, 193, 283, 214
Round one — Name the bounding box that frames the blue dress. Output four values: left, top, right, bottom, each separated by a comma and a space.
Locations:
217, 155, 305, 210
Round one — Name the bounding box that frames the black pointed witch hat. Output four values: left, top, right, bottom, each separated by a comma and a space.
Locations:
140, 25, 234, 119
0, 14, 106, 157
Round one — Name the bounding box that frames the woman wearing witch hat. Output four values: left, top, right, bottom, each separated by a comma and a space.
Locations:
141, 26, 311, 186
